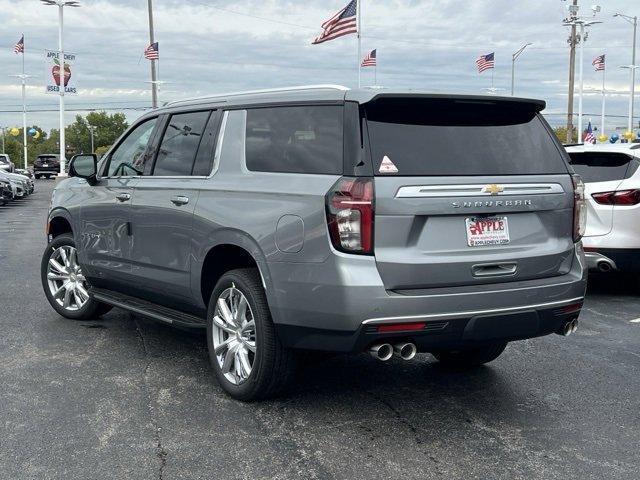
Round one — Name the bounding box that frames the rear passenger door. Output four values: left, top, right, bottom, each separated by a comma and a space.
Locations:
129, 109, 220, 306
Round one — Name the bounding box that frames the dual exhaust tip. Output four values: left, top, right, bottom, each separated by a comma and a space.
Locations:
369, 342, 417, 362
559, 318, 579, 337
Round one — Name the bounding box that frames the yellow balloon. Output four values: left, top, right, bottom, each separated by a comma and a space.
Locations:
597, 134, 608, 143
623, 130, 636, 141
9, 127, 19, 136
33, 130, 41, 140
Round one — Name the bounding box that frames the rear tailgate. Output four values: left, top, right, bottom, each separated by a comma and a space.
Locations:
364, 96, 574, 290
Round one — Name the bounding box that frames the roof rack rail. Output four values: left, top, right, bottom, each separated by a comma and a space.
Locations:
165, 85, 350, 107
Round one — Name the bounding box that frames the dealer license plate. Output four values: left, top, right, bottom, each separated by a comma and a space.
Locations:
43, 164, 49, 167
465, 217, 510, 247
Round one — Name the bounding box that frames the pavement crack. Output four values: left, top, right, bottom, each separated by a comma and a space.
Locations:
369, 391, 422, 442
134, 317, 167, 480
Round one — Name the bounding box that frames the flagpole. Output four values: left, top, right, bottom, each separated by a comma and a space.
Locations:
357, 0, 361, 88
601, 66, 606, 138
21, 33, 28, 170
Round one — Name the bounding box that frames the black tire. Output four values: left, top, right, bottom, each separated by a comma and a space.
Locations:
45, 175, 51, 179
35, 175, 40, 179
433, 342, 507, 369
206, 268, 296, 401
41, 233, 112, 320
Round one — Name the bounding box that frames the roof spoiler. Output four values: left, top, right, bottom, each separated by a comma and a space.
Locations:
362, 93, 546, 112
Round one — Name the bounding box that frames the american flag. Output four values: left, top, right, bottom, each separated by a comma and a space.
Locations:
593, 54, 605, 72
584, 121, 596, 144
312, 0, 358, 45
14, 35, 24, 54
476, 52, 495, 74
144, 42, 159, 60
361, 49, 376, 67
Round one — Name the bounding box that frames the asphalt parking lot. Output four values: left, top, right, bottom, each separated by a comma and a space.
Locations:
1, 180, 639, 480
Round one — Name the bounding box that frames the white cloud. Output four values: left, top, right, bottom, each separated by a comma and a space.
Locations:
0, 0, 637, 131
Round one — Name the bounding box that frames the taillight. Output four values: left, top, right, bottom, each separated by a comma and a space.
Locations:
325, 177, 374, 254
572, 174, 586, 242
592, 189, 640, 206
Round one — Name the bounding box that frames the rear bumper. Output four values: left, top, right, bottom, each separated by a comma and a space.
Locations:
268, 244, 587, 352
34, 166, 59, 174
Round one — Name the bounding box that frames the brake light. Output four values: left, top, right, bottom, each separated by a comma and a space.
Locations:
325, 177, 374, 254
572, 174, 586, 242
592, 189, 640, 206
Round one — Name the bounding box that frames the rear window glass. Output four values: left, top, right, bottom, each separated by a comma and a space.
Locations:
0, 157, 8, 164
365, 99, 568, 176
567, 152, 636, 183
245, 106, 343, 175
38, 156, 57, 161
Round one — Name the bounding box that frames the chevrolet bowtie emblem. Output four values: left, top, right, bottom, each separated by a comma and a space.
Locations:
483, 184, 504, 195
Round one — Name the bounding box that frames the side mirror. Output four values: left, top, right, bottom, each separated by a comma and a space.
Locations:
69, 154, 98, 185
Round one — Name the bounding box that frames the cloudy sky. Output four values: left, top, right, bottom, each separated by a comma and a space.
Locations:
0, 0, 637, 133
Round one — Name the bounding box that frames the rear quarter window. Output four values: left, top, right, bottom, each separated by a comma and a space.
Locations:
567, 152, 637, 183
245, 106, 343, 175
365, 98, 568, 176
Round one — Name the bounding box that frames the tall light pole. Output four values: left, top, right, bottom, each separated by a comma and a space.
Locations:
614, 13, 638, 133
0, 127, 5, 154
565, 0, 579, 143
40, 0, 80, 176
147, 0, 158, 108
564, 5, 601, 143
511, 43, 532, 96
88, 125, 96, 153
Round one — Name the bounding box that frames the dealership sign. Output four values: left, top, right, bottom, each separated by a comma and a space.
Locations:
44, 50, 77, 95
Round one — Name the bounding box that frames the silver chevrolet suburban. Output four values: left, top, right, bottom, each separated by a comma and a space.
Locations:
41, 86, 587, 401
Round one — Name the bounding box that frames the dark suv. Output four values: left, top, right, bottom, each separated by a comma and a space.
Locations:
41, 86, 587, 401
33, 154, 61, 178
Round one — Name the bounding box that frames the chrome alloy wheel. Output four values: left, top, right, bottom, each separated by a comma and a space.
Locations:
46, 245, 90, 311
211, 286, 256, 385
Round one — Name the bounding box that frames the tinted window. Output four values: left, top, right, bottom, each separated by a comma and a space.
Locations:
153, 111, 211, 176
246, 106, 343, 174
568, 152, 635, 183
192, 112, 219, 176
0, 157, 8, 164
108, 118, 158, 177
365, 99, 568, 176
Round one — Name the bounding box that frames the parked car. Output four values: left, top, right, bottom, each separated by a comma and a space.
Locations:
42, 86, 587, 401
565, 143, 640, 275
0, 154, 15, 173
14, 168, 35, 193
33, 154, 61, 179
0, 177, 13, 204
0, 170, 30, 198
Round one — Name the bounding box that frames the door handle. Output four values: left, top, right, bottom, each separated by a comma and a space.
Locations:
171, 195, 190, 206
472, 263, 517, 278
116, 193, 131, 202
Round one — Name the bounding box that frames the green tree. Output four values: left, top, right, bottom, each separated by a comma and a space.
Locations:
66, 111, 129, 154
1, 126, 58, 167
553, 126, 578, 145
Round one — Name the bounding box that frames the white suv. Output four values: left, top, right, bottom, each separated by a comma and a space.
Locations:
565, 143, 640, 274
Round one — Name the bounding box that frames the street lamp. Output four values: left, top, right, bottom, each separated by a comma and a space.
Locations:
88, 125, 96, 154
40, 0, 80, 177
511, 43, 532, 96
614, 13, 638, 134
564, 10, 602, 143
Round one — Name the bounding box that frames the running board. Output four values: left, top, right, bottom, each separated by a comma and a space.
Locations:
90, 288, 205, 329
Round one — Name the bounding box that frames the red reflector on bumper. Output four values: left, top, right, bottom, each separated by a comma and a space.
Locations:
556, 302, 583, 315
377, 323, 426, 333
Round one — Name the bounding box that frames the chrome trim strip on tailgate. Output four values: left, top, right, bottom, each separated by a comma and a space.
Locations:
362, 296, 584, 325
395, 183, 565, 198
